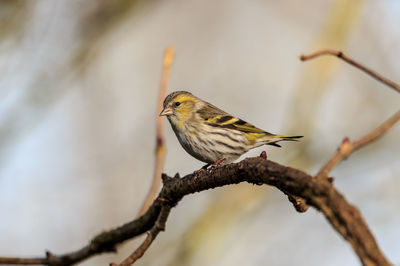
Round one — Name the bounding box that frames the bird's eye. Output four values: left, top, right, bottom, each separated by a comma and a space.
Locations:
174, 102, 181, 107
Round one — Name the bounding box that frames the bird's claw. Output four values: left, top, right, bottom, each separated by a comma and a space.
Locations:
196, 158, 226, 177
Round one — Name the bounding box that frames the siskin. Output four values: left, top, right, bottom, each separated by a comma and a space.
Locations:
160, 91, 302, 165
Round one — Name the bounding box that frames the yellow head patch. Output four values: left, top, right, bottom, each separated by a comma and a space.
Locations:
163, 91, 195, 107
173, 93, 197, 104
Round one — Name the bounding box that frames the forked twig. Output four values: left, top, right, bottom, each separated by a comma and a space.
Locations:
115, 206, 171, 266
300, 49, 400, 179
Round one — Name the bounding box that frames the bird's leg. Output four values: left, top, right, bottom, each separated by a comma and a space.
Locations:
201, 158, 225, 170
195, 158, 225, 178
207, 158, 226, 173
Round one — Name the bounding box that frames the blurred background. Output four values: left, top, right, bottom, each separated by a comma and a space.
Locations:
0, 0, 399, 265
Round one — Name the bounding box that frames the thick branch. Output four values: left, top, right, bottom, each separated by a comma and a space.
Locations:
300, 50, 400, 93
0, 157, 391, 266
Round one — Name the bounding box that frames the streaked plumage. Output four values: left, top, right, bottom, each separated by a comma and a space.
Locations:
160, 91, 302, 164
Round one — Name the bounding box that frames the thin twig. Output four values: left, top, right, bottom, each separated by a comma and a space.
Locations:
137, 46, 174, 217
0, 257, 46, 265
316, 110, 400, 179
300, 49, 400, 93
116, 206, 171, 266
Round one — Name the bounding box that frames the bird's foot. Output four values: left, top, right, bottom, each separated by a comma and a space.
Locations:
195, 158, 226, 178
214, 158, 226, 166
208, 158, 226, 172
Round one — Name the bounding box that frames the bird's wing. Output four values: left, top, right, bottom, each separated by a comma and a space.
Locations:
197, 103, 270, 135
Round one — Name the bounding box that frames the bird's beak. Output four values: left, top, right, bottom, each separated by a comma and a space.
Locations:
159, 107, 173, 116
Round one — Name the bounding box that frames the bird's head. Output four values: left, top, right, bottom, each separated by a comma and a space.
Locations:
160, 91, 201, 127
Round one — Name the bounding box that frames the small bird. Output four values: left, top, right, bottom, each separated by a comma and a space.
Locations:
160, 91, 302, 165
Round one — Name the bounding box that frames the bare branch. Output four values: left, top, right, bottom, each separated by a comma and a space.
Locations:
1, 49, 396, 266
137, 46, 174, 217
300, 49, 400, 93
316, 110, 400, 179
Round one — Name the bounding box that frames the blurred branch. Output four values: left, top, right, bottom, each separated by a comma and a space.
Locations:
316, 110, 400, 179
300, 49, 400, 179
0, 155, 392, 266
300, 50, 400, 93
136, 46, 174, 217
113, 206, 171, 266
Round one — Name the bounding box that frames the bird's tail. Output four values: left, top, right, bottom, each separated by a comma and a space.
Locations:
263, 134, 303, 148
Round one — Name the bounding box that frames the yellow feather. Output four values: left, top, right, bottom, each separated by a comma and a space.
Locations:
219, 117, 238, 125
174, 94, 197, 103
244, 132, 264, 145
